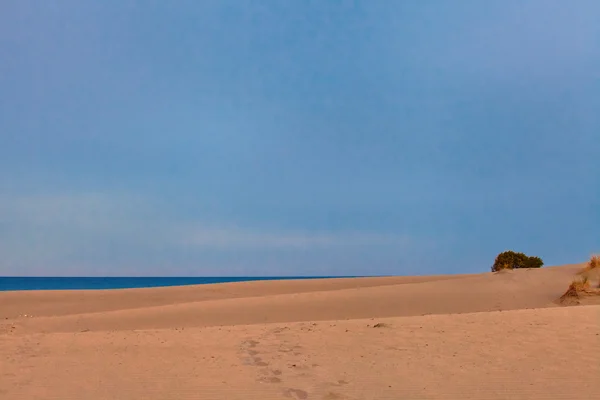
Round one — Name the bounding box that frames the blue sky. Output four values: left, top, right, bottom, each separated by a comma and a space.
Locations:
1, 0, 598, 276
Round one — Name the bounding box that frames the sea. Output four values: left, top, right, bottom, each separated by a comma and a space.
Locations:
0, 276, 343, 292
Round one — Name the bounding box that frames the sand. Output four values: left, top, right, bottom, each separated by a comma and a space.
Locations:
1, 263, 599, 399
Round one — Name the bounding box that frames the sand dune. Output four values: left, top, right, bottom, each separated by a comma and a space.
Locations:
1, 263, 599, 399
1, 273, 481, 319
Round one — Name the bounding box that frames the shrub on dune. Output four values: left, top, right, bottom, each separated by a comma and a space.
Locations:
491, 251, 544, 272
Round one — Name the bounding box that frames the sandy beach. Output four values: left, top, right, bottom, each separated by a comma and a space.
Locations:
1, 263, 599, 399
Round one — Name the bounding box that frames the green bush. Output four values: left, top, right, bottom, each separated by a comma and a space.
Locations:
523, 256, 544, 269
492, 251, 544, 272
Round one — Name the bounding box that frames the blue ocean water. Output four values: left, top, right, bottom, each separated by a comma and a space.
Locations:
0, 276, 342, 292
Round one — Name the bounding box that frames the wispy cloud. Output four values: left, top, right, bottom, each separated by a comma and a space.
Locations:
0, 192, 408, 248
182, 227, 410, 249
0, 192, 415, 274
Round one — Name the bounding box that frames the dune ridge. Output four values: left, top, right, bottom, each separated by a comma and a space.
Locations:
1, 263, 598, 399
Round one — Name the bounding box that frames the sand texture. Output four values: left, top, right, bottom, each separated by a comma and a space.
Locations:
1, 263, 599, 399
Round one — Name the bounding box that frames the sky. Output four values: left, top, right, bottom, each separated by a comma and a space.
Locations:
0, 0, 598, 276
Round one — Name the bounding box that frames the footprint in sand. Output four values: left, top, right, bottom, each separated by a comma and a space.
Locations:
239, 338, 269, 366
256, 368, 283, 384
271, 326, 290, 335
319, 388, 358, 400
241, 339, 260, 349
253, 357, 269, 367
278, 344, 303, 354
322, 392, 351, 400
283, 388, 309, 399
242, 355, 268, 367
258, 376, 282, 384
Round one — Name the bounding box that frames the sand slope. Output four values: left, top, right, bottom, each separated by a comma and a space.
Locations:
1, 264, 584, 333
1, 263, 599, 399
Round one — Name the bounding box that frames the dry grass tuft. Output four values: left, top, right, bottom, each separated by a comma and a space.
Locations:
559, 281, 583, 305
573, 276, 590, 291
577, 255, 600, 289
590, 255, 600, 288
559, 272, 600, 305
589, 254, 600, 270
578, 254, 600, 274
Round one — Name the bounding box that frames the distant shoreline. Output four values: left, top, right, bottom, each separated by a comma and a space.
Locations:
0, 276, 363, 292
